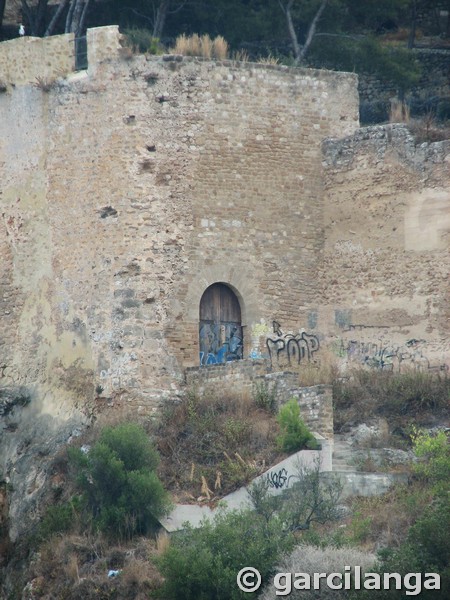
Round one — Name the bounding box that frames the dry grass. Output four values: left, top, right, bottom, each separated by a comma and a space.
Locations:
257, 53, 280, 65
260, 544, 375, 599
389, 98, 410, 123
155, 531, 170, 555
298, 354, 339, 387
34, 75, 57, 92
155, 388, 282, 500
389, 98, 450, 143
407, 114, 450, 143
200, 33, 213, 58
172, 33, 228, 59
232, 49, 250, 62
333, 368, 450, 434
64, 552, 80, 585
26, 532, 162, 599
345, 483, 431, 550
212, 35, 228, 59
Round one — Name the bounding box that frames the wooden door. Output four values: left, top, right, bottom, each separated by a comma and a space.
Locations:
199, 283, 243, 365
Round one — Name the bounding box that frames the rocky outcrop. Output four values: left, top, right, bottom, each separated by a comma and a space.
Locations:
0, 385, 89, 543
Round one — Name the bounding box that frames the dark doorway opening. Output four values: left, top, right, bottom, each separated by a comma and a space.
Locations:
199, 283, 243, 365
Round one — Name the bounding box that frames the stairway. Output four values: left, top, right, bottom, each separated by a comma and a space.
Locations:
332, 434, 357, 472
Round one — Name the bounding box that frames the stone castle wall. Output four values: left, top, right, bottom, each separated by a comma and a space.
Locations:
320, 125, 450, 373
0, 26, 449, 421
186, 361, 334, 440
1, 26, 360, 415
0, 26, 122, 87
0, 32, 75, 86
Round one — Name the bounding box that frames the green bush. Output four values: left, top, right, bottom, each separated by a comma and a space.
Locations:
123, 28, 163, 54
68, 423, 170, 539
411, 428, 450, 494
352, 428, 450, 599
156, 508, 294, 600
35, 498, 82, 542
252, 380, 277, 413
308, 35, 421, 96
276, 399, 318, 453
355, 497, 450, 599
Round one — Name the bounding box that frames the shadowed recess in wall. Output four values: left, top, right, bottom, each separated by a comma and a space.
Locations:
199, 283, 243, 365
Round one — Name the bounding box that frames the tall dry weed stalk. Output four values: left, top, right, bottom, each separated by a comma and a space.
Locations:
257, 54, 280, 65
172, 34, 228, 59
389, 99, 410, 123
64, 553, 80, 584
232, 49, 250, 62
156, 531, 170, 555
212, 35, 228, 59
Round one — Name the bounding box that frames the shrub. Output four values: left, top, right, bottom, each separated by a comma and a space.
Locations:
36, 498, 83, 542
411, 428, 450, 493
276, 399, 318, 453
357, 497, 450, 599
333, 369, 450, 433
308, 35, 421, 96
68, 423, 170, 539
123, 28, 162, 54
155, 508, 294, 600
436, 98, 450, 121
249, 459, 343, 533
259, 544, 375, 599
252, 380, 277, 413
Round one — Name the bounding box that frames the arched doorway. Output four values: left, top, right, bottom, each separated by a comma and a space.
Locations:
199, 283, 243, 365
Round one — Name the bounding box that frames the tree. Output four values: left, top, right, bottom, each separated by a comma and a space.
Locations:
278, 0, 329, 64
0, 0, 6, 38
68, 422, 170, 538
20, 0, 93, 37
61, 0, 92, 36
249, 458, 343, 532
119, 1, 189, 39
20, 0, 49, 36
156, 508, 294, 600
407, 0, 450, 48
44, 0, 69, 36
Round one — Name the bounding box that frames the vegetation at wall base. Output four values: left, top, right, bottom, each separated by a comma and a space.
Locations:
123, 28, 163, 54
276, 398, 319, 453
333, 369, 450, 434
155, 389, 284, 500
156, 508, 294, 600
349, 429, 450, 600
68, 422, 170, 539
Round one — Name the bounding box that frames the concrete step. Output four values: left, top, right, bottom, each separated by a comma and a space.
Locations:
332, 465, 355, 472
332, 438, 358, 471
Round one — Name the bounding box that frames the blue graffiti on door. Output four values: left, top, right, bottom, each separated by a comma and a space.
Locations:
199, 322, 243, 365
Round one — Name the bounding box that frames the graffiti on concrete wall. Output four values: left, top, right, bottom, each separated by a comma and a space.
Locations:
335, 337, 448, 372
199, 322, 243, 365
265, 467, 290, 490
266, 321, 320, 367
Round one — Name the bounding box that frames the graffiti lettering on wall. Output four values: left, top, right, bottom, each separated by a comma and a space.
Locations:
199, 322, 243, 365
266, 321, 320, 367
265, 467, 290, 490
336, 338, 448, 372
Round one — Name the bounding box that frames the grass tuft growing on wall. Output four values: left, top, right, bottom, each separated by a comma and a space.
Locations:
171, 33, 228, 59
